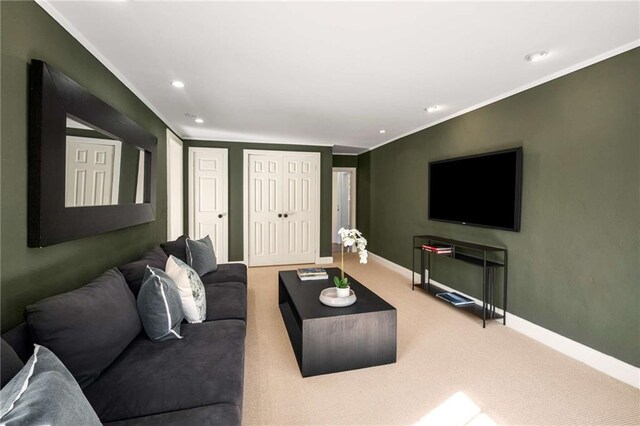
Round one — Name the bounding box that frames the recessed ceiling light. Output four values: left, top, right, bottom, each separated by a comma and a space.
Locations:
379, 129, 386, 134
524, 51, 549, 62
171, 81, 185, 88
194, 118, 204, 124
425, 105, 439, 113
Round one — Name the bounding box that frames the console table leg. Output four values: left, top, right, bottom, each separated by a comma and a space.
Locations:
426, 250, 431, 292
489, 268, 496, 319
503, 252, 508, 325
482, 253, 487, 328
420, 249, 425, 290
412, 244, 415, 291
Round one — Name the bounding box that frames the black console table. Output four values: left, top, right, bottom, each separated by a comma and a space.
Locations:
412, 235, 508, 328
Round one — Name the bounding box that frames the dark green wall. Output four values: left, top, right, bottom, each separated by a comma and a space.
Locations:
333, 155, 358, 168
184, 141, 333, 261
357, 48, 640, 366
1, 1, 170, 331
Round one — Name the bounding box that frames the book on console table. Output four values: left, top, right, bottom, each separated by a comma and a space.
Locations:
421, 244, 453, 254
435, 292, 475, 306
297, 267, 328, 281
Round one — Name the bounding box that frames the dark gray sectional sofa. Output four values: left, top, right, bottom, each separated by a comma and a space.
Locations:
1, 236, 248, 425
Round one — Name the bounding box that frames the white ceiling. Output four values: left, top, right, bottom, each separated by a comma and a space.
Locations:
39, 1, 639, 153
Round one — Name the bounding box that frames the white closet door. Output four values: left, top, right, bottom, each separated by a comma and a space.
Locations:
247, 153, 283, 266
166, 130, 184, 241
246, 150, 319, 266
282, 154, 317, 264
189, 148, 228, 263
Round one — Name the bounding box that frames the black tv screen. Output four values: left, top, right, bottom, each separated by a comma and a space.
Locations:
428, 148, 522, 231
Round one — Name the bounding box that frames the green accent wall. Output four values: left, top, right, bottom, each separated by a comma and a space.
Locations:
333, 155, 358, 168
1, 1, 170, 332
184, 141, 333, 261
357, 48, 640, 366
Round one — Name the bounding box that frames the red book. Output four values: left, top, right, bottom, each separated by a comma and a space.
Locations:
421, 244, 452, 252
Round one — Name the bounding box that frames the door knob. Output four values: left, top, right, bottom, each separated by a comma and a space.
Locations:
278, 213, 283, 218
284, 213, 288, 218
218, 214, 223, 219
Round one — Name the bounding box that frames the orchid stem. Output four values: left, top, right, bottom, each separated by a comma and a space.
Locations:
341, 243, 345, 282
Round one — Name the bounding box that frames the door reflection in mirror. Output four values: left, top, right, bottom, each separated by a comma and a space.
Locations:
65, 116, 145, 207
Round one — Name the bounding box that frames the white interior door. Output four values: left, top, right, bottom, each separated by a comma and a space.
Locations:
246, 150, 319, 266
282, 154, 317, 263
247, 153, 283, 266
189, 148, 229, 263
65, 136, 121, 207
166, 130, 184, 240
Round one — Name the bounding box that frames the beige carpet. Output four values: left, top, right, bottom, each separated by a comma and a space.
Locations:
242, 253, 639, 425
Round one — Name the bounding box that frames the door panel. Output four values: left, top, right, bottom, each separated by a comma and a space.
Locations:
167, 132, 184, 240
189, 148, 228, 263
65, 137, 119, 207
248, 154, 283, 266
281, 154, 317, 264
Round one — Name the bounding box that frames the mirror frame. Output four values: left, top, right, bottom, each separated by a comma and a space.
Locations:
28, 60, 157, 247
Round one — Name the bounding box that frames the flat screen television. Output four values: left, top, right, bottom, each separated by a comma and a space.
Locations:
428, 147, 523, 231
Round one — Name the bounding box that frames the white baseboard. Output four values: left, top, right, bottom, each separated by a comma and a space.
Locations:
226, 260, 247, 265
316, 256, 334, 265
367, 251, 640, 389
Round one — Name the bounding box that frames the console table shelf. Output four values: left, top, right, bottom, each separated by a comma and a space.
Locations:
412, 248, 504, 268
412, 235, 508, 328
418, 279, 504, 321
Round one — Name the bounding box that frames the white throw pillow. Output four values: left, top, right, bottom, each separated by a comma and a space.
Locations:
165, 255, 207, 323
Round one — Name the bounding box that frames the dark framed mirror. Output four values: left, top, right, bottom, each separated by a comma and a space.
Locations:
28, 60, 157, 247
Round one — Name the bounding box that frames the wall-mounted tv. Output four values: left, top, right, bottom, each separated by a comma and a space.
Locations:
428, 147, 523, 232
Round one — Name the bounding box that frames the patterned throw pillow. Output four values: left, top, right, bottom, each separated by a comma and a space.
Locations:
186, 235, 218, 276
0, 345, 101, 425
137, 267, 184, 341
165, 255, 207, 323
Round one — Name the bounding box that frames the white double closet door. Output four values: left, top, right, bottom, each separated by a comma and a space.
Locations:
246, 150, 320, 266
188, 148, 228, 263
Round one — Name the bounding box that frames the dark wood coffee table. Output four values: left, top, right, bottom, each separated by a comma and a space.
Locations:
278, 268, 396, 377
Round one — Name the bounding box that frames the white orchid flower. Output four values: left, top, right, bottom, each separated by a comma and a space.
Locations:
337, 228, 368, 268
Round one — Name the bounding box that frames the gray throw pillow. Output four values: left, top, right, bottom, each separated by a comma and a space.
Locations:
137, 266, 184, 341
0, 345, 101, 425
160, 235, 188, 263
186, 235, 218, 276
26, 268, 141, 388
118, 246, 168, 297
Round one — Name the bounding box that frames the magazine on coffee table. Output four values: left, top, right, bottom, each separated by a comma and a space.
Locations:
297, 267, 328, 281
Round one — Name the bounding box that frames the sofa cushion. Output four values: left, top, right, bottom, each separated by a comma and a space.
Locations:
26, 268, 141, 388
1, 339, 23, 389
137, 267, 184, 341
201, 263, 248, 286
1, 323, 33, 364
160, 235, 188, 263
165, 256, 206, 323
103, 404, 241, 426
118, 247, 168, 297
84, 320, 246, 423
205, 282, 247, 322
186, 235, 218, 275
0, 345, 101, 425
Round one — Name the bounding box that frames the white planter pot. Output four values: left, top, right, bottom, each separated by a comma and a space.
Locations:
336, 286, 350, 298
